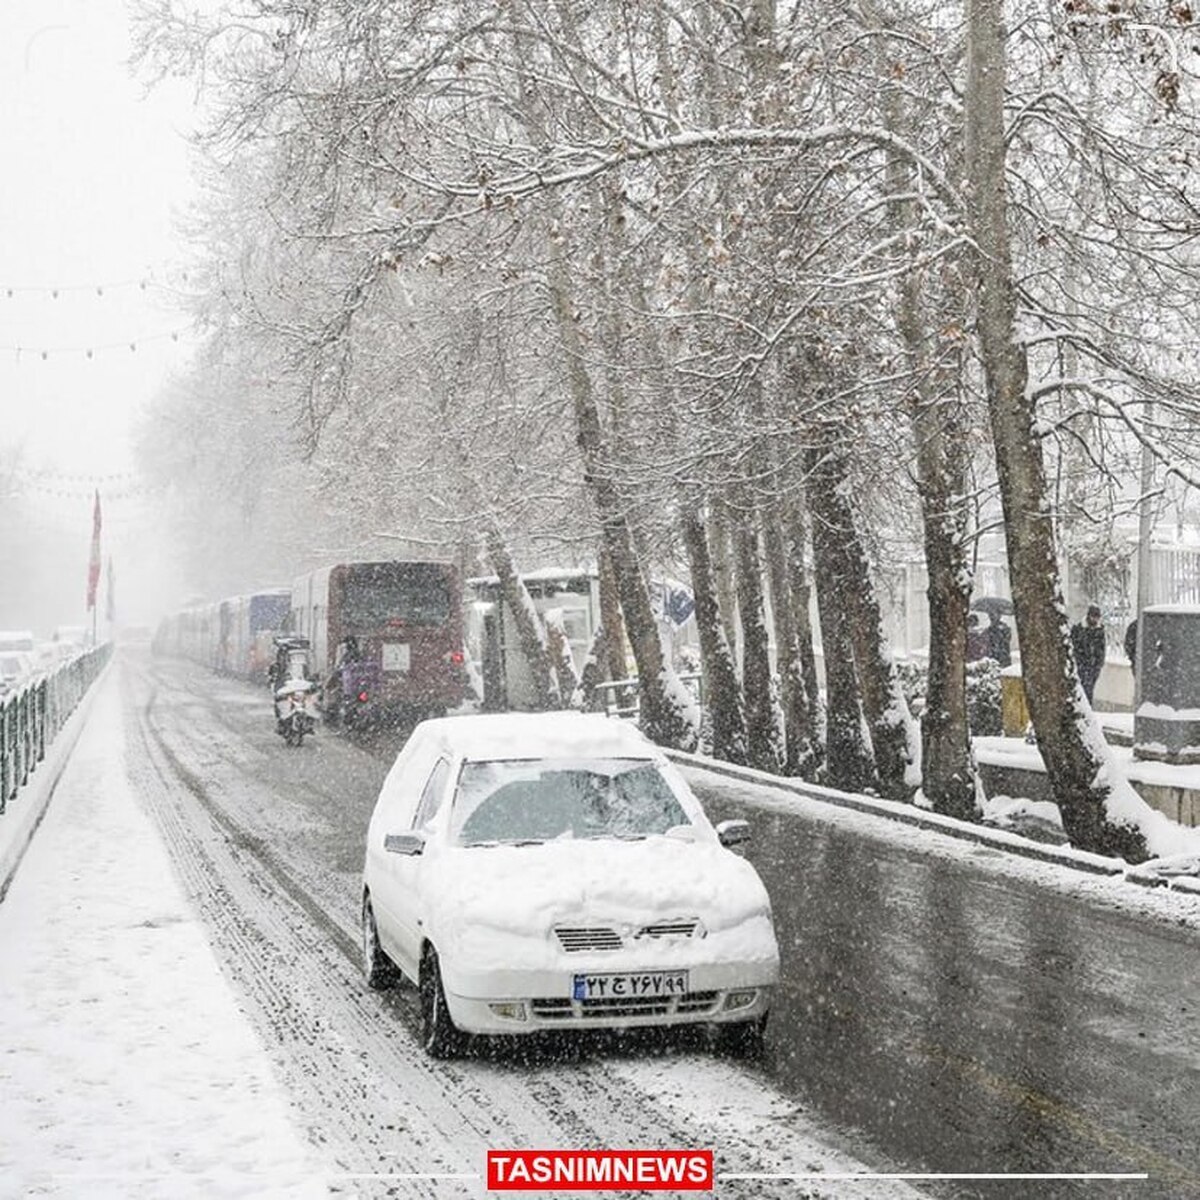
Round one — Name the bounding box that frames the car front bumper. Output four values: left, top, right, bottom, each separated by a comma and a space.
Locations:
439, 956, 778, 1036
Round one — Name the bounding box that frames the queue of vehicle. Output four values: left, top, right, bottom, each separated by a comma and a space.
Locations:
152, 559, 779, 1060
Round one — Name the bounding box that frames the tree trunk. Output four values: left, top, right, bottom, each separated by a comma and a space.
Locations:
807, 436, 916, 801
883, 87, 978, 819
680, 502, 748, 763
785, 506, 825, 772
913, 401, 977, 817
806, 452, 875, 793
733, 511, 784, 771
570, 623, 609, 711
764, 515, 818, 776
708, 500, 740, 667
596, 543, 627, 683
547, 246, 697, 750
484, 524, 560, 711
544, 606, 580, 702
964, 0, 1147, 859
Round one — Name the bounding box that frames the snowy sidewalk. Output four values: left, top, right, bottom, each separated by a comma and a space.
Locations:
0, 672, 327, 1199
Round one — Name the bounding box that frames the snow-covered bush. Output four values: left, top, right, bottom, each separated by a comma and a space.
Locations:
966, 658, 1002, 737
893, 658, 1001, 736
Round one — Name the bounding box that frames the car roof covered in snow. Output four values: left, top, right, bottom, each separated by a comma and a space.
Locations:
412, 711, 658, 763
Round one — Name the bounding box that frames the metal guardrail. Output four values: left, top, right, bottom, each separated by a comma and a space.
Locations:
592, 671, 704, 720
0, 643, 112, 815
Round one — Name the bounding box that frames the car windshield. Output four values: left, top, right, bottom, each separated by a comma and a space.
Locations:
449, 758, 691, 846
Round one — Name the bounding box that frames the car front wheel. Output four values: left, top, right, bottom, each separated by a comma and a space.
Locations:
419, 947, 464, 1059
362, 896, 398, 990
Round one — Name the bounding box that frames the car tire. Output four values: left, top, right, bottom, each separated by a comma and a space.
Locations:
420, 947, 463, 1059
715, 1013, 768, 1059
362, 896, 398, 990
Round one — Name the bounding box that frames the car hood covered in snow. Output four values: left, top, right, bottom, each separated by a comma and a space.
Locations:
426, 834, 772, 940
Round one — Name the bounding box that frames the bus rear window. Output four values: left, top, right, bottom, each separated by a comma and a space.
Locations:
344, 565, 452, 627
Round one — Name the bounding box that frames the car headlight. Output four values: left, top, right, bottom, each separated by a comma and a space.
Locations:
488, 1002, 527, 1022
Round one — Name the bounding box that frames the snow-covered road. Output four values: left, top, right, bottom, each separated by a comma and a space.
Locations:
0, 651, 928, 1198
9, 647, 1198, 1198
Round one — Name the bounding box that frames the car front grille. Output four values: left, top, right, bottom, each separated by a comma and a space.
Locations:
553, 918, 699, 952
529, 991, 720, 1021
637, 919, 699, 939
554, 926, 623, 952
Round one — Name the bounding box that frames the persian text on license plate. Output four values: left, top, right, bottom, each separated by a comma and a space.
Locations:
572, 970, 688, 1000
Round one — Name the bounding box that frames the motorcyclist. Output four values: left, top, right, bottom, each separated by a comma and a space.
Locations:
322, 636, 361, 725
270, 636, 315, 727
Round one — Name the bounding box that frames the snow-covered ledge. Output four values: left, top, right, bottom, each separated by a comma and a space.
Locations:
664, 745, 1126, 877
666, 744, 1200, 894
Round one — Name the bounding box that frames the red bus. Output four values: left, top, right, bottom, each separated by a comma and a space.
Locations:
289, 560, 467, 728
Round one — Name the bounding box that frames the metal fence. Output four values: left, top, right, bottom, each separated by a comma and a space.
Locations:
0, 643, 112, 815
592, 672, 704, 721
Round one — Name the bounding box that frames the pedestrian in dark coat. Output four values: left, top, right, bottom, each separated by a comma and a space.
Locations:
966, 611, 992, 662
989, 619, 1013, 668
1070, 604, 1107, 704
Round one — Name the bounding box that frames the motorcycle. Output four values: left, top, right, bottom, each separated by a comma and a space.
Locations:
270, 636, 318, 747
276, 678, 317, 746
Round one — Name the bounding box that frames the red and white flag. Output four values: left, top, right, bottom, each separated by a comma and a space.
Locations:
86, 490, 102, 610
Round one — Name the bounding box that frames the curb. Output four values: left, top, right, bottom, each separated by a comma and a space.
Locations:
0, 661, 113, 902
663, 747, 1168, 884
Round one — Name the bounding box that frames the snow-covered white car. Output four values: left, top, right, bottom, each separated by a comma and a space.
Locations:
361, 712, 779, 1058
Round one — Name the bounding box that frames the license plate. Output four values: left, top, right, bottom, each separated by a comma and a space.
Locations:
572, 970, 688, 1000
381, 642, 410, 673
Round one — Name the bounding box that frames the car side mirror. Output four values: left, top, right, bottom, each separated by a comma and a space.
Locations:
715, 819, 751, 848
384, 831, 426, 856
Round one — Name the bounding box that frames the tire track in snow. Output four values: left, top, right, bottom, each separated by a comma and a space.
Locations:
122, 654, 929, 1199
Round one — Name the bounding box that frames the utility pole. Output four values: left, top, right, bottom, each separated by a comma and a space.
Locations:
1133, 402, 1155, 710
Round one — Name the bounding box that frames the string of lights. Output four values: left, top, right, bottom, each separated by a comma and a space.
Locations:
1, 272, 193, 299
13, 481, 163, 501
19, 469, 142, 485
3, 326, 193, 360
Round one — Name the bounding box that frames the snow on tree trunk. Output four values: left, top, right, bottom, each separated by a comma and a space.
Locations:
964, 0, 1147, 860
484, 525, 561, 712
570, 623, 610, 712
543, 606, 580, 704
784, 505, 825, 771
708, 501, 740, 671
807, 437, 916, 801
807, 455, 875, 793
547, 245, 697, 751
680, 501, 748, 764
732, 512, 784, 772
597, 544, 627, 684
764, 515, 818, 778
915, 439, 977, 818
883, 85, 978, 819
